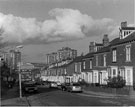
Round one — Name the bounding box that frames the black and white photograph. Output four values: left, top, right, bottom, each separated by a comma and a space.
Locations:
0, 0, 135, 106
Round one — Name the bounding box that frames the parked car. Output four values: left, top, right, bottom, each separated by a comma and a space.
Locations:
56, 81, 62, 89
66, 83, 83, 92
22, 81, 38, 93
35, 81, 43, 85
50, 82, 58, 88
61, 83, 70, 91
42, 81, 51, 88
56, 81, 61, 86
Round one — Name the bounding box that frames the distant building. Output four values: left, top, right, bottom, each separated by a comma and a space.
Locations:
46, 52, 57, 65
46, 47, 77, 65
9, 50, 21, 70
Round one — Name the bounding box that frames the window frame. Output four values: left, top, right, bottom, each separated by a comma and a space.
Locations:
103, 54, 106, 67
126, 45, 131, 62
89, 60, 92, 69
96, 55, 98, 66
83, 61, 86, 69
112, 49, 117, 62
75, 63, 77, 72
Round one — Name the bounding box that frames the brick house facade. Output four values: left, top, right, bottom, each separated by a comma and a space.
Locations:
107, 32, 135, 86
82, 22, 135, 87
43, 22, 135, 88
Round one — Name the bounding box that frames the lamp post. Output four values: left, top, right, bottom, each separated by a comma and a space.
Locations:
16, 45, 23, 98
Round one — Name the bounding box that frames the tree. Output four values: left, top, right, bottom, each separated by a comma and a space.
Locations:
1, 62, 10, 80
107, 75, 126, 88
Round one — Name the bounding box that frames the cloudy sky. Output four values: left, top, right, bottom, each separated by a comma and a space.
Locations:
0, 0, 134, 63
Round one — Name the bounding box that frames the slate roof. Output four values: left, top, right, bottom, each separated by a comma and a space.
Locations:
121, 27, 135, 30
50, 56, 84, 69
95, 43, 103, 46
73, 56, 84, 62
94, 46, 110, 54
83, 31, 135, 56
110, 31, 135, 46
83, 52, 94, 59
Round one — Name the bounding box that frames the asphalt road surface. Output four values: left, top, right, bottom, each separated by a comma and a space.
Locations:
2, 85, 135, 106
24, 87, 135, 106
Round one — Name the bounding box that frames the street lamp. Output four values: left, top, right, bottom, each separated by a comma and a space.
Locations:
16, 45, 23, 98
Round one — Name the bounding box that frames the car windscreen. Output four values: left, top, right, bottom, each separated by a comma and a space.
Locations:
73, 83, 80, 86
25, 83, 36, 87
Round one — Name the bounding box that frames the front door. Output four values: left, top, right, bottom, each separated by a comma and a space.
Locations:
99, 72, 102, 85
126, 68, 133, 86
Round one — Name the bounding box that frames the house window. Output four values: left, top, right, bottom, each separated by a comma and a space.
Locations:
103, 54, 106, 67
112, 49, 117, 62
120, 69, 125, 79
75, 63, 77, 72
108, 68, 111, 77
79, 62, 81, 72
83, 61, 85, 69
64, 69, 67, 75
96, 55, 98, 66
90, 60, 92, 69
113, 69, 116, 76
126, 45, 131, 62
94, 72, 97, 83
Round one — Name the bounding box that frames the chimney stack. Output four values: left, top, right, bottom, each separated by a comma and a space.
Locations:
89, 42, 95, 53
103, 34, 109, 47
121, 21, 127, 28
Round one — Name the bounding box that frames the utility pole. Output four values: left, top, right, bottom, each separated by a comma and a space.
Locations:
16, 45, 23, 98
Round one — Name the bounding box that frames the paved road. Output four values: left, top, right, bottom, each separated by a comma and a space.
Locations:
2, 86, 135, 106
25, 87, 135, 106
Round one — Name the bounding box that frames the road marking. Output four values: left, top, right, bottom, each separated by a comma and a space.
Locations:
77, 93, 115, 99
100, 99, 122, 105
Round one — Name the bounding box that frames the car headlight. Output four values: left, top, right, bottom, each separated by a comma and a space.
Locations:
72, 86, 75, 90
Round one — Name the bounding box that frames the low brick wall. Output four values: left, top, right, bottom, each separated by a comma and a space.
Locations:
83, 85, 132, 95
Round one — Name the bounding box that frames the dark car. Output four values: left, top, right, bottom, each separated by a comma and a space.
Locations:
22, 81, 38, 93
42, 81, 51, 88
61, 83, 70, 91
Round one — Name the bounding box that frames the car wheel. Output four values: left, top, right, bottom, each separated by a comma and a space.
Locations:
62, 88, 65, 91
80, 91, 83, 93
68, 89, 70, 92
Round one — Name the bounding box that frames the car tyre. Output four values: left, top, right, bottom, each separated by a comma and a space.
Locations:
62, 88, 65, 91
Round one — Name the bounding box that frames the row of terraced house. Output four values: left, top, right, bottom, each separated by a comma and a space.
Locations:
41, 21, 135, 87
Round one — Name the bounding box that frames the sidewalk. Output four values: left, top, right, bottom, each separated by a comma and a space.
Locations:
83, 89, 135, 100
1, 85, 30, 106
1, 97, 30, 106
1, 85, 19, 100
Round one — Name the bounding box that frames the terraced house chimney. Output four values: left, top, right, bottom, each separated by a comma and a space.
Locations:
89, 42, 95, 53
121, 21, 127, 28
103, 34, 109, 47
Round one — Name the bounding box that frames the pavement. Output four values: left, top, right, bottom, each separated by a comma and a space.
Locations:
83, 90, 128, 98
1, 97, 30, 106
1, 86, 135, 106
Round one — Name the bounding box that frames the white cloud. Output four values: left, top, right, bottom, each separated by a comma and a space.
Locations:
0, 8, 118, 44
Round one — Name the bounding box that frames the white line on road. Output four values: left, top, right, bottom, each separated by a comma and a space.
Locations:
77, 93, 115, 99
